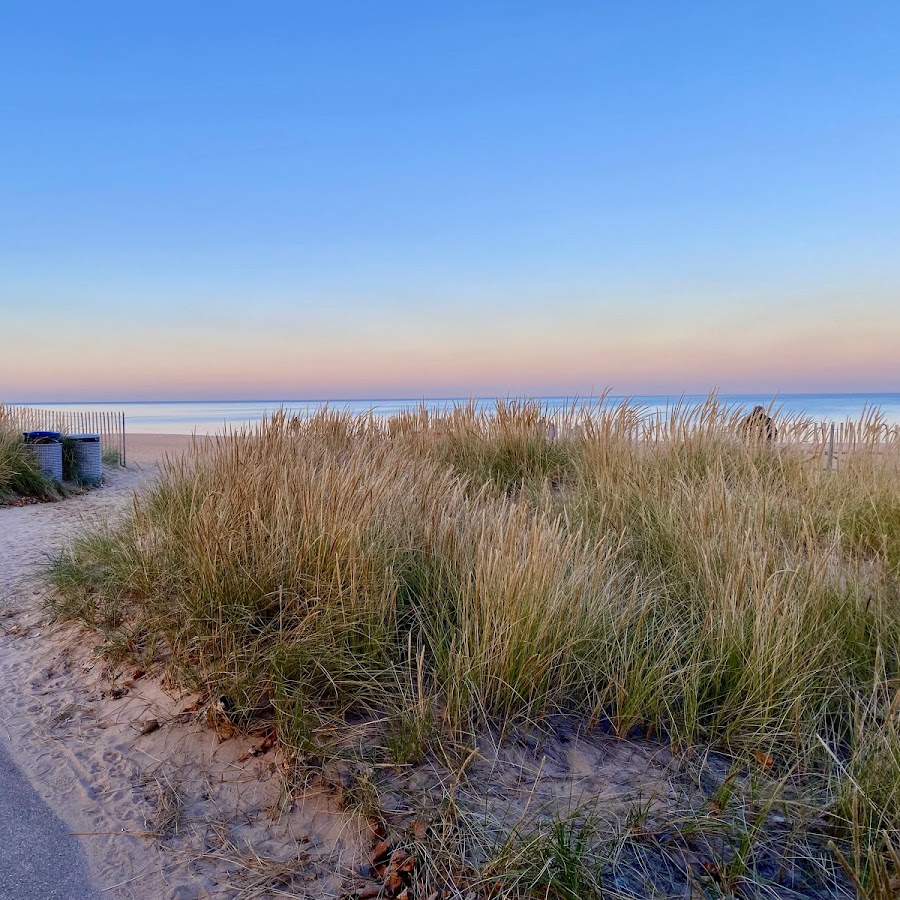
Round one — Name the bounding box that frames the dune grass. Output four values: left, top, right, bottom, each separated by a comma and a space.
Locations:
0, 423, 64, 502
102, 446, 122, 467
50, 397, 900, 895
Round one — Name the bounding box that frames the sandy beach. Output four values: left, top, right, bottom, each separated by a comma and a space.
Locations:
123, 433, 196, 467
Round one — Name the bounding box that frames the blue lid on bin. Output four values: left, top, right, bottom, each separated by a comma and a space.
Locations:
68, 433, 101, 442
23, 430, 62, 443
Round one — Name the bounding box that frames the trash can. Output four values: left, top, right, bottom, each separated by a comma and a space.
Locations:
67, 433, 103, 485
23, 430, 63, 481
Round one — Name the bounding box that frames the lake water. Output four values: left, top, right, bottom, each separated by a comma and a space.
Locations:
13, 394, 900, 434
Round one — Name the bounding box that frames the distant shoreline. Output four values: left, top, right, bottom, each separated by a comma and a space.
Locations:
15, 394, 899, 434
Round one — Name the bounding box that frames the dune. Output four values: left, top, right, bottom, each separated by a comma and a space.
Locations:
0, 439, 362, 898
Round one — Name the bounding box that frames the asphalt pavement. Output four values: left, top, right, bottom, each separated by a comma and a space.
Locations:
0, 740, 99, 900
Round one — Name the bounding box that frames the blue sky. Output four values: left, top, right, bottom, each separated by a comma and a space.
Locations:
1, 2, 899, 400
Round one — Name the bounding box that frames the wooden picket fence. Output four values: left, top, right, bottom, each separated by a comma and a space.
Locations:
0, 405, 126, 465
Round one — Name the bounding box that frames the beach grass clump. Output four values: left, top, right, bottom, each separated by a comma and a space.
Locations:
835, 463, 900, 578
102, 446, 122, 467
0, 423, 63, 502
390, 399, 574, 492
52, 412, 628, 745
50, 398, 900, 890
50, 401, 900, 749
569, 404, 900, 756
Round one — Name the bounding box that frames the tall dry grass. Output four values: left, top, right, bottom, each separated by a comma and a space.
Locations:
51, 397, 900, 890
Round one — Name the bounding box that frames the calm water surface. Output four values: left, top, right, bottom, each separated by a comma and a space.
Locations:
13, 394, 900, 434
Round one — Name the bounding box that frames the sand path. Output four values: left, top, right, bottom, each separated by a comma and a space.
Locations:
0, 462, 164, 898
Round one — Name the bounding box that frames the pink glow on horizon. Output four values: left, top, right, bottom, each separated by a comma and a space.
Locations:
3, 336, 897, 402
3, 289, 898, 401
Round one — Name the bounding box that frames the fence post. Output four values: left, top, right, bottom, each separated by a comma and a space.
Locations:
827, 422, 835, 471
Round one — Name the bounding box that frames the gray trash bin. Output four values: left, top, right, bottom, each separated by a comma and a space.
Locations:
23, 431, 63, 481
68, 433, 103, 485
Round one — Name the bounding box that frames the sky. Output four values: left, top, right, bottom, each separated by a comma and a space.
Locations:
1, 1, 899, 401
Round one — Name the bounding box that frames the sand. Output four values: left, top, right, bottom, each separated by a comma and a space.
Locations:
0, 433, 686, 898
122, 433, 196, 467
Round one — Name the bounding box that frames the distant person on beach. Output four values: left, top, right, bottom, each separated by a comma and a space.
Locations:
740, 405, 778, 443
